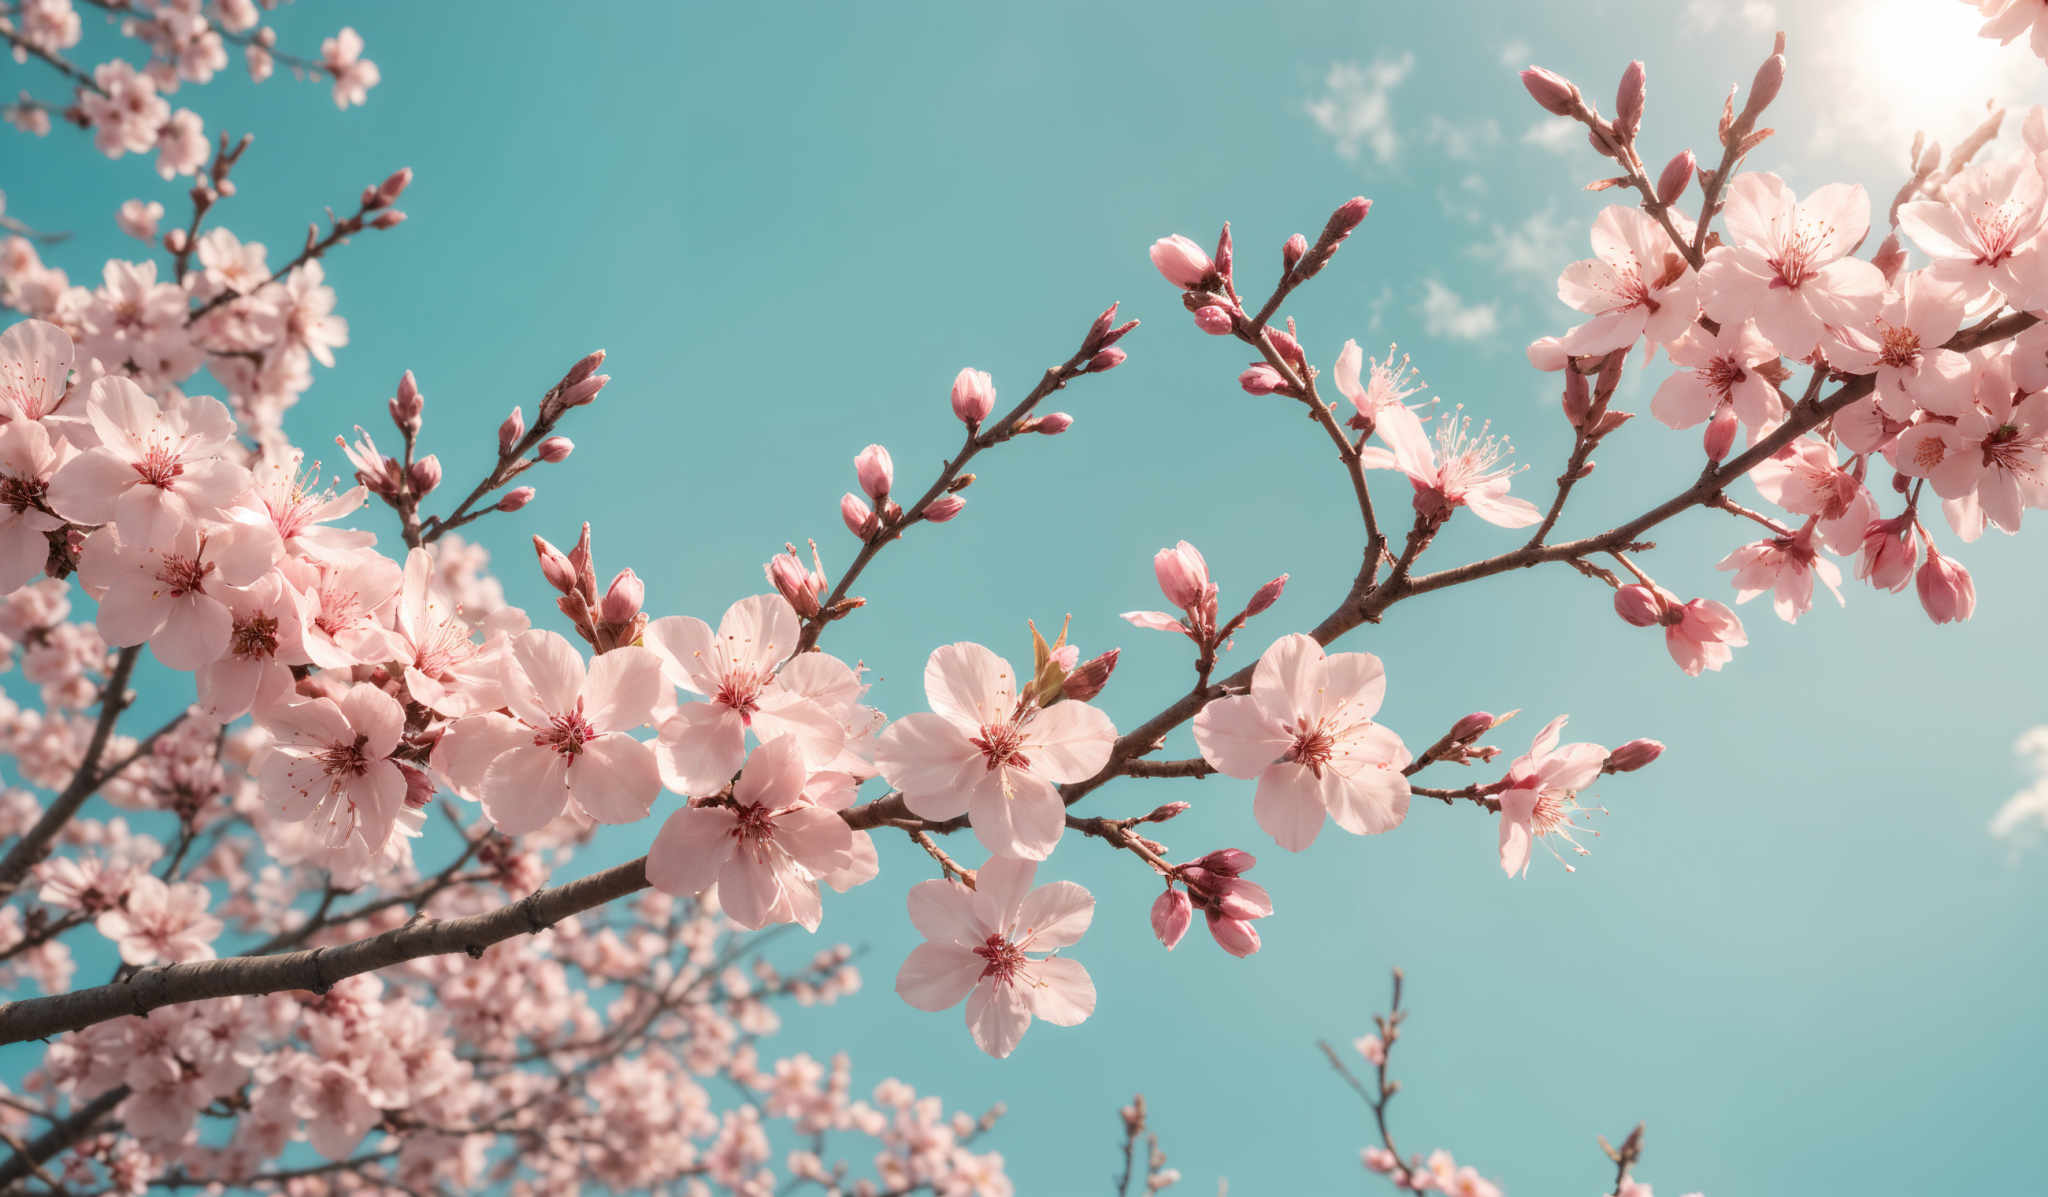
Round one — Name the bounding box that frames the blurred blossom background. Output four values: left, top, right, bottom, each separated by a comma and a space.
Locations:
13, 0, 2048, 1191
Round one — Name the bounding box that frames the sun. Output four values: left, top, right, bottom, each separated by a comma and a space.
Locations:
1838, 0, 2047, 158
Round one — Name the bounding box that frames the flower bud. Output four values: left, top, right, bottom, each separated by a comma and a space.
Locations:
496, 486, 534, 512
1324, 196, 1372, 238
1527, 336, 1568, 372
534, 536, 576, 594
1148, 234, 1215, 288
165, 228, 188, 254
1741, 52, 1785, 128
1856, 514, 1918, 592
1205, 910, 1262, 958
557, 373, 608, 409
561, 348, 606, 388
1915, 547, 1975, 624
1273, 237, 1305, 280
600, 569, 643, 625
1704, 402, 1739, 462
1084, 302, 1120, 353
537, 436, 573, 462
407, 454, 441, 496
951, 367, 996, 424
924, 494, 966, 523
1153, 542, 1210, 611
499, 407, 525, 454
1519, 66, 1580, 116
1615, 61, 1647, 141
855, 443, 893, 502
1061, 648, 1118, 702
1033, 412, 1073, 434
1449, 711, 1496, 742
1604, 738, 1665, 773
766, 549, 824, 618
388, 369, 423, 431
1193, 305, 1235, 336
1613, 584, 1665, 627
370, 210, 406, 230
1083, 347, 1126, 373
1562, 368, 1592, 427
378, 166, 413, 204
1656, 149, 1696, 207
1239, 363, 1287, 395
1151, 889, 1192, 950
1194, 847, 1255, 876
1267, 328, 1308, 370
1244, 572, 1288, 617
840, 493, 876, 539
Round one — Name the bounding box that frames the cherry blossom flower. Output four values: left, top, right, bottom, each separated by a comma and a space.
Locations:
1716, 524, 1844, 623
645, 735, 854, 931
649, 595, 850, 796
293, 1062, 380, 1159
1661, 596, 1747, 676
1749, 436, 1877, 555
44, 377, 251, 544
389, 547, 506, 717
1908, 372, 2048, 540
433, 631, 662, 835
1826, 273, 1972, 419
1360, 404, 1542, 528
1899, 156, 2048, 307
232, 448, 375, 562
873, 642, 1117, 861
0, 317, 71, 420
1191, 633, 1411, 851
1857, 515, 1920, 592
894, 856, 1095, 1058
1552, 205, 1700, 356
76, 524, 279, 670
253, 683, 408, 853
0, 415, 69, 591
1698, 173, 1884, 357
1497, 716, 1607, 877
1331, 339, 1426, 430
195, 572, 309, 721
321, 28, 381, 110
93, 874, 222, 965
286, 553, 403, 668
1650, 320, 1783, 431
276, 260, 348, 367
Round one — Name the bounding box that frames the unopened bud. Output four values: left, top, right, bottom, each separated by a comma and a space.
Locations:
1613, 584, 1665, 627
1244, 573, 1288, 617
600, 569, 643, 624
534, 536, 576, 594
561, 348, 606, 388
1194, 305, 1235, 335
1084, 302, 1119, 352
1520, 66, 1580, 116
388, 369, 423, 431
1282, 233, 1308, 274
1194, 847, 1255, 876
1151, 889, 1193, 950
951, 367, 996, 424
1141, 801, 1192, 824
557, 373, 607, 409
164, 228, 188, 254
1061, 648, 1119, 701
1915, 547, 1975, 624
1266, 329, 1307, 370
1205, 910, 1262, 958
407, 454, 441, 496
855, 443, 894, 502
1614, 60, 1646, 141
1704, 403, 1739, 462
1741, 53, 1785, 128
1148, 234, 1215, 288
1153, 542, 1210, 611
1083, 347, 1126, 373
377, 166, 413, 205
1033, 412, 1073, 435
496, 486, 534, 512
536, 436, 573, 462
499, 407, 525, 454
1656, 150, 1695, 207
1604, 738, 1665, 773
370, 210, 406, 229
1562, 369, 1592, 427
1324, 196, 1372, 238
924, 494, 966, 523
1239, 363, 1288, 395
1449, 711, 1496, 741
766, 550, 823, 618
841, 493, 877, 539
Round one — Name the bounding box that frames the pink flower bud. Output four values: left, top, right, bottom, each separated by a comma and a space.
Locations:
1083, 347, 1126, 374
1613, 584, 1665, 627
1061, 648, 1119, 702
370, 210, 406, 229
1742, 53, 1785, 126
1033, 412, 1073, 434
1614, 60, 1646, 141
1325, 196, 1372, 238
1149, 234, 1216, 288
765, 550, 823, 618
855, 443, 893, 502
537, 436, 574, 462
561, 348, 606, 388
1151, 889, 1192, 950
1449, 711, 1496, 741
557, 373, 607, 409
1267, 328, 1307, 370
1915, 547, 1975, 624
1205, 910, 1261, 958
1562, 369, 1592, 427
164, 228, 188, 254
496, 486, 534, 512
1239, 363, 1287, 395
407, 455, 441, 495
388, 369, 423, 431
1856, 515, 1918, 592
534, 536, 577, 594
378, 166, 413, 204
1153, 541, 1210, 611
1282, 233, 1308, 274
1193, 305, 1235, 335
1605, 738, 1664, 773
1364, 1148, 1398, 1175
1656, 150, 1696, 207
841, 493, 876, 539
1244, 573, 1288, 617
1194, 847, 1255, 876
1526, 336, 1568, 372
951, 367, 996, 424
1704, 403, 1739, 462
1519, 66, 1580, 116
499, 407, 525, 454
924, 494, 966, 523
600, 569, 643, 624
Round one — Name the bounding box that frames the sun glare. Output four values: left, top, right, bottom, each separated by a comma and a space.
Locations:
1835, 0, 2045, 159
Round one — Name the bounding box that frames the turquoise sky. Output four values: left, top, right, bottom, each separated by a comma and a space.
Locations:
10, 1, 2048, 1192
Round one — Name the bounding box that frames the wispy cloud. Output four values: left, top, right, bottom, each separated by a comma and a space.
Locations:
1426, 116, 1502, 161
1991, 726, 2048, 853
1682, 0, 1777, 33
1521, 116, 1579, 154
1305, 54, 1416, 164
1468, 207, 1575, 283
1498, 40, 1529, 68
1419, 279, 1500, 341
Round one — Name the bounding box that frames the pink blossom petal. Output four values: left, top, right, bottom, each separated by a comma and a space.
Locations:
1253, 762, 1327, 851
924, 642, 1018, 731
480, 745, 572, 836
646, 806, 736, 897
1024, 956, 1095, 1027
567, 735, 659, 824
895, 942, 983, 1012
1022, 700, 1116, 783
965, 979, 1034, 1058
1014, 880, 1093, 949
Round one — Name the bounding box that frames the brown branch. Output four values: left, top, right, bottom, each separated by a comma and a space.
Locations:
0, 646, 141, 904
0, 1086, 128, 1189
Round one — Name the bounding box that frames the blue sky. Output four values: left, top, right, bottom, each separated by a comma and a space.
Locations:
11, 0, 2048, 1191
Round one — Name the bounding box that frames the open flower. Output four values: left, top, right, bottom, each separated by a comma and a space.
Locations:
873, 642, 1116, 861
0, 415, 70, 591
1650, 320, 1783, 431
645, 735, 854, 931
1826, 272, 1972, 420
648, 595, 848, 796
894, 856, 1095, 1058
1717, 524, 1844, 623
253, 683, 408, 854
1191, 633, 1411, 851
1698, 173, 1885, 357
1361, 405, 1541, 528
92, 874, 221, 965
1497, 716, 1607, 877
1552, 205, 1699, 356
1898, 157, 2048, 307
76, 523, 280, 670
0, 317, 73, 420
196, 571, 309, 721
1331, 339, 1426, 431
433, 630, 663, 835
44, 377, 250, 544
389, 547, 505, 717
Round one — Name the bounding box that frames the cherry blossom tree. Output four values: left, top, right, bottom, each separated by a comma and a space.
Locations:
0, 1, 2045, 1193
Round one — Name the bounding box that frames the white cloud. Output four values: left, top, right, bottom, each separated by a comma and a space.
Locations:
1426, 116, 1502, 161
1469, 207, 1576, 282
1521, 116, 1579, 154
1305, 54, 1416, 164
1419, 279, 1500, 341
1991, 726, 2048, 852
1683, 0, 1777, 33
1499, 40, 1529, 68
